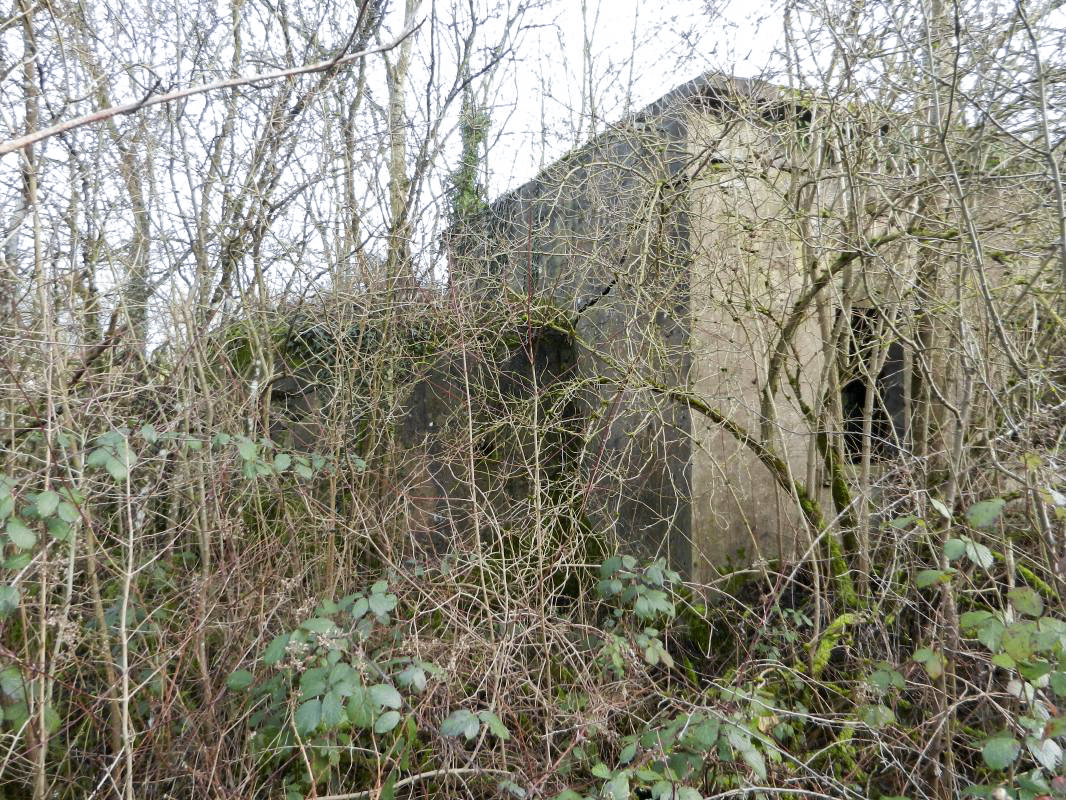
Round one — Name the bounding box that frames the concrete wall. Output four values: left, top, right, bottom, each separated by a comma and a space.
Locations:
449, 101, 696, 570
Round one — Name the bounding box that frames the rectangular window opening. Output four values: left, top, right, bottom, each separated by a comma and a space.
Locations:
839, 307, 907, 463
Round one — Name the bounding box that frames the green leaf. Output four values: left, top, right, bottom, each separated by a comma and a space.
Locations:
350, 597, 370, 619
0, 495, 13, 520
295, 463, 314, 480
34, 491, 59, 517
726, 725, 767, 780
105, 457, 128, 482
321, 690, 345, 729
46, 517, 70, 541
300, 618, 338, 635
0, 585, 19, 617
1050, 671, 1066, 697
273, 453, 292, 472
369, 592, 397, 616
960, 610, 995, 629
478, 710, 510, 740
869, 665, 905, 691
226, 670, 254, 691
1003, 623, 1034, 662
944, 538, 967, 560
43, 704, 60, 734
916, 569, 953, 588
56, 501, 79, 524
441, 709, 480, 739
347, 690, 374, 730
374, 710, 401, 734
368, 684, 402, 710
6, 519, 36, 549
300, 667, 329, 699
0, 668, 23, 701
294, 698, 322, 735
604, 773, 630, 800
981, 733, 1020, 770
395, 665, 427, 693
860, 704, 896, 728
966, 498, 1006, 528
139, 424, 158, 444
965, 538, 995, 570
929, 497, 951, 520
86, 447, 110, 468
619, 741, 638, 764
912, 648, 944, 680
262, 633, 291, 666
237, 438, 257, 461
1008, 587, 1044, 618
2, 553, 30, 570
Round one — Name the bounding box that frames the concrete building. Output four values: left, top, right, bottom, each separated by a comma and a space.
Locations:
435, 72, 894, 579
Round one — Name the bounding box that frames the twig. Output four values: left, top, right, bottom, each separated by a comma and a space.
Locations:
0, 20, 422, 156
315, 767, 514, 800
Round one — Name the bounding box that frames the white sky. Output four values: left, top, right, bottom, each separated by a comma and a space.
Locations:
465, 0, 784, 196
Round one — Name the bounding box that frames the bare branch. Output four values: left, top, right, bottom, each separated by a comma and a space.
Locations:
0, 19, 422, 157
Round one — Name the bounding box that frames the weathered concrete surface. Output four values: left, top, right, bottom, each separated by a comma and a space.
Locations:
445, 74, 821, 576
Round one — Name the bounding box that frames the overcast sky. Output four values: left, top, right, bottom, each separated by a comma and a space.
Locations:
473, 0, 783, 196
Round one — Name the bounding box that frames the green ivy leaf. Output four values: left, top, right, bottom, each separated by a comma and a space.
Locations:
981, 733, 1020, 770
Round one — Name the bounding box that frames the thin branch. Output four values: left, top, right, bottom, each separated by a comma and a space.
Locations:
0, 19, 422, 157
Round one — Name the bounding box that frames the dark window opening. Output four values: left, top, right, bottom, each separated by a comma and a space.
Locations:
839, 308, 906, 462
